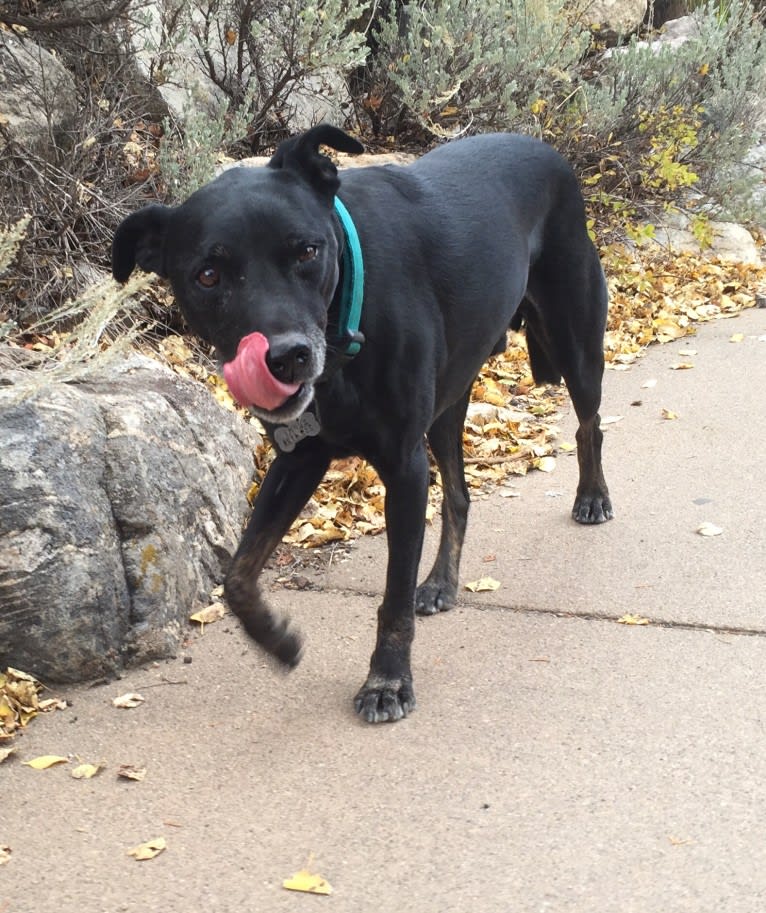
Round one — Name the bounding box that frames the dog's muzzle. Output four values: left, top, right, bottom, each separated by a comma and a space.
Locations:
221, 330, 325, 424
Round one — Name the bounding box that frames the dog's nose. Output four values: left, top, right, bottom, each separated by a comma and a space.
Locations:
266, 334, 312, 383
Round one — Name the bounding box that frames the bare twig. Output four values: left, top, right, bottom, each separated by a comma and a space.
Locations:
0, 0, 132, 32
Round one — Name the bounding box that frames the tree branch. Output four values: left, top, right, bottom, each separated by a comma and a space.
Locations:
0, 0, 132, 32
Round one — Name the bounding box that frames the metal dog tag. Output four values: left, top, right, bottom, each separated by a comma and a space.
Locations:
273, 408, 321, 453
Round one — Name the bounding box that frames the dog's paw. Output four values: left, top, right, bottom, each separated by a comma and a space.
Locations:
572, 492, 614, 524
415, 580, 456, 615
354, 676, 416, 723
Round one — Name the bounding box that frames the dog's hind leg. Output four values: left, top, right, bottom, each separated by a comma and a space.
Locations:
354, 440, 430, 722
530, 253, 613, 525
567, 258, 613, 524
512, 299, 562, 386
416, 390, 472, 615
225, 442, 332, 666
565, 352, 612, 525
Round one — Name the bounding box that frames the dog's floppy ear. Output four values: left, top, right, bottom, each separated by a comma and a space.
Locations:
268, 125, 364, 203
112, 204, 172, 282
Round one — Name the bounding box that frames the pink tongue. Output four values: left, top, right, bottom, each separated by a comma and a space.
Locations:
223, 332, 301, 411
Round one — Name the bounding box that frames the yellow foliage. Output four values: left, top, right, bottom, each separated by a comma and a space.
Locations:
283, 869, 333, 895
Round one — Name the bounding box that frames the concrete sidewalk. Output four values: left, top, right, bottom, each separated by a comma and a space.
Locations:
3, 307, 766, 913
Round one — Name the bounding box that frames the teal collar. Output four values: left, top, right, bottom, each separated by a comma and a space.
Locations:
333, 196, 365, 357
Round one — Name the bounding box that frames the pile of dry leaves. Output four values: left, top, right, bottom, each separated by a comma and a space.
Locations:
0, 667, 67, 746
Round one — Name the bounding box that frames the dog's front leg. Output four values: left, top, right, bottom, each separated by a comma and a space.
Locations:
354, 442, 430, 723
225, 443, 331, 666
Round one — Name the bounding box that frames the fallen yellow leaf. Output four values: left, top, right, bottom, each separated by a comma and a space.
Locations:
22, 754, 69, 770
112, 692, 145, 709
465, 577, 501, 593
71, 762, 104, 780
654, 320, 685, 341
127, 837, 166, 861
534, 456, 556, 473
661, 408, 678, 420
729, 333, 745, 343
282, 869, 333, 895
670, 362, 694, 370
0, 747, 15, 763
118, 764, 147, 781
0, 667, 68, 740
189, 602, 226, 627
159, 335, 193, 365
617, 614, 650, 626
37, 698, 68, 712
5, 667, 36, 682
307, 525, 347, 545
0, 845, 10, 866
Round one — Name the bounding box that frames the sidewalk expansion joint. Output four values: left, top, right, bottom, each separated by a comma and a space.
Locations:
465, 599, 766, 640
326, 582, 766, 640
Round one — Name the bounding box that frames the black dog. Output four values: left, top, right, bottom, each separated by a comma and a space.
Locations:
113, 125, 613, 723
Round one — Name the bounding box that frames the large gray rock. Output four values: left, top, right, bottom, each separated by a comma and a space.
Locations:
126, 1, 226, 123
0, 355, 260, 682
0, 30, 78, 152
289, 68, 353, 133
639, 211, 762, 264
603, 14, 701, 56
585, 0, 648, 35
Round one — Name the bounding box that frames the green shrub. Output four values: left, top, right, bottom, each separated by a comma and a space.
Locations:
361, 0, 764, 226
367, 0, 592, 139
150, 0, 765, 224
579, 0, 766, 223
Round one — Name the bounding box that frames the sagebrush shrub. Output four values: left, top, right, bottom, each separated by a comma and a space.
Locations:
361, 0, 764, 225
368, 0, 592, 138
580, 0, 766, 222
0, 216, 30, 280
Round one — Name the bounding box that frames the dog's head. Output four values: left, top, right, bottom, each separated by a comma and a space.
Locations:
112, 125, 363, 423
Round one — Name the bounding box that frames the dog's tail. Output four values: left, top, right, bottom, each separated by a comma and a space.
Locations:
510, 306, 562, 386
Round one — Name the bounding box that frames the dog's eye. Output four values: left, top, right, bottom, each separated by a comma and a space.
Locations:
197, 266, 220, 288
296, 245, 318, 263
